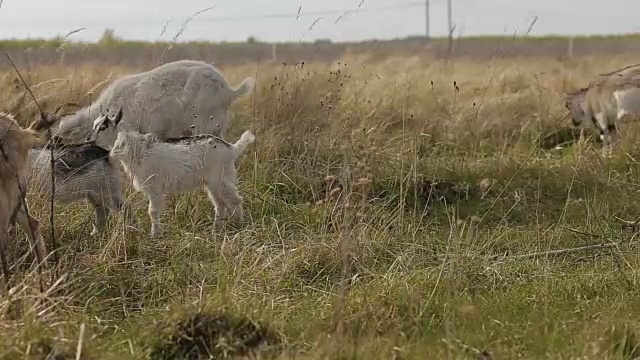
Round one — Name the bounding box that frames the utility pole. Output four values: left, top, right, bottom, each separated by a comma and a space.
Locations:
447, 0, 453, 37
446, 0, 453, 61
425, 0, 430, 39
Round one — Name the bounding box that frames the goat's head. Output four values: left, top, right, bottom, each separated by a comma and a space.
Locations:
0, 112, 53, 152
27, 112, 60, 133
110, 130, 154, 159
564, 87, 590, 127
88, 107, 123, 142
50, 102, 91, 142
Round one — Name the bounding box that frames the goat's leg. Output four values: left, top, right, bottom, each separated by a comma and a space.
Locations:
87, 195, 109, 236
221, 176, 244, 224
147, 193, 166, 236
607, 123, 618, 158
594, 113, 614, 158
0, 225, 7, 259
600, 131, 614, 158
204, 181, 228, 229
92, 206, 109, 236
13, 207, 46, 266
0, 222, 10, 291
110, 192, 139, 231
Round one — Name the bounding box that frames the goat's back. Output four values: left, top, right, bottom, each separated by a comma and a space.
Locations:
100, 61, 235, 142
28, 144, 121, 204
119, 140, 233, 194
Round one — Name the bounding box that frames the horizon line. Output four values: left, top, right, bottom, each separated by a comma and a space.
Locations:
1, 32, 640, 45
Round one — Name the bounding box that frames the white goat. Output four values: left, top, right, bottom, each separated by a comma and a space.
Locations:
107, 123, 255, 236
55, 59, 255, 149
28, 139, 134, 236
565, 63, 640, 157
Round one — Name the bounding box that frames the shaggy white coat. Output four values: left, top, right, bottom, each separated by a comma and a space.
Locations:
54, 60, 254, 148
109, 129, 255, 235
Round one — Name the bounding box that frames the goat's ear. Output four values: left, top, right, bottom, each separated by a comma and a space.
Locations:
92, 114, 106, 131
112, 108, 123, 126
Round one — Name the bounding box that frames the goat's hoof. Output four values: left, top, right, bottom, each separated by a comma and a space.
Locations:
150, 224, 162, 237
212, 220, 225, 232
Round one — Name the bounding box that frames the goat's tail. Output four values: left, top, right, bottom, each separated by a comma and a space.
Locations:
232, 77, 255, 98
232, 130, 255, 157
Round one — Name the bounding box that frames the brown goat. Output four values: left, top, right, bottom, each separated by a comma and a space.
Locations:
564, 63, 640, 157
0, 112, 57, 268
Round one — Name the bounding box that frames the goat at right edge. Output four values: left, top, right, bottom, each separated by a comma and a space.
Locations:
565, 64, 640, 158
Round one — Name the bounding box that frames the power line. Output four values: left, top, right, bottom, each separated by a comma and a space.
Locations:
0, 2, 430, 25
55, 2, 424, 24
180, 1, 426, 22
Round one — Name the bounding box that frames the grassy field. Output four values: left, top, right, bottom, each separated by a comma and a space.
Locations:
5, 49, 640, 359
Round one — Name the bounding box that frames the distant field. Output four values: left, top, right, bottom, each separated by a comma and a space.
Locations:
1, 34, 640, 68
3, 41, 640, 359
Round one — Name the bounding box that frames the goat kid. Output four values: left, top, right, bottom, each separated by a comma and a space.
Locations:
108, 128, 255, 236
28, 137, 136, 236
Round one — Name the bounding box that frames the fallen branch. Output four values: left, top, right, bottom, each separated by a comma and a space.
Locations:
435, 230, 634, 262
561, 226, 606, 238
506, 241, 620, 259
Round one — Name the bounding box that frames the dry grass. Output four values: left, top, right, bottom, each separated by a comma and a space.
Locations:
3, 51, 640, 359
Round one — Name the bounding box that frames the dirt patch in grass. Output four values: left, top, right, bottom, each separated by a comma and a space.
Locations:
538, 126, 600, 150
415, 177, 490, 205
315, 174, 492, 207
149, 312, 281, 359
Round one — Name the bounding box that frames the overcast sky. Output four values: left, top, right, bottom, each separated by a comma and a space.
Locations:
0, 0, 637, 43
